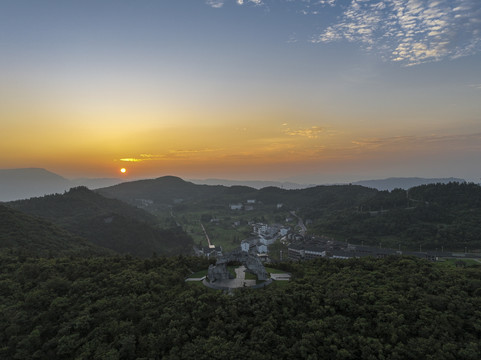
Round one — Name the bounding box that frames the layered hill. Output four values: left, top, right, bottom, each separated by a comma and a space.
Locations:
0, 204, 109, 257
97, 177, 481, 252
190, 178, 313, 190
96, 175, 378, 210
8, 187, 193, 257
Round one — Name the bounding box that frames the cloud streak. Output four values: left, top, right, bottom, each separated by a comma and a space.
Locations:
120, 149, 219, 162
352, 132, 481, 150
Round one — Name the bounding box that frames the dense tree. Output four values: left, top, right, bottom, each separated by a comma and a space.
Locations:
7, 188, 193, 256
1, 253, 480, 359
307, 182, 481, 251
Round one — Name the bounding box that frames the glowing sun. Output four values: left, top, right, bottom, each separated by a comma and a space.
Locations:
120, 168, 127, 174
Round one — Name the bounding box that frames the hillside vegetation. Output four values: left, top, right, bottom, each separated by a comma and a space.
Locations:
305, 182, 481, 251
0, 204, 109, 257
97, 177, 481, 252
7, 187, 193, 257
0, 253, 480, 359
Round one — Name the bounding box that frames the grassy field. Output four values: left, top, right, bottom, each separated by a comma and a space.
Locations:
436, 258, 481, 268
188, 269, 209, 278
264, 266, 289, 274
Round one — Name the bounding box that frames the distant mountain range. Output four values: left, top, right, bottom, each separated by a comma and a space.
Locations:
189, 178, 315, 190
0, 167, 469, 201
191, 177, 468, 191
351, 177, 466, 191
0, 168, 123, 201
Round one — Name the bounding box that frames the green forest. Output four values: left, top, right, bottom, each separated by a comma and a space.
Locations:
1, 252, 480, 359
97, 177, 481, 252
4, 179, 481, 256
7, 187, 193, 257
2, 178, 481, 359
302, 182, 481, 251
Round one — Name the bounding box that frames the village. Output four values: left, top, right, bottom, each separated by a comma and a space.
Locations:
191, 197, 481, 266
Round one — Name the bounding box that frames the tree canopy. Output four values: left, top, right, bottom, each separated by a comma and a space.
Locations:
1, 253, 480, 359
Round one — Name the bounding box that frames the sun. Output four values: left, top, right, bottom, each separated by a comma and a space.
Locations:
120, 168, 127, 174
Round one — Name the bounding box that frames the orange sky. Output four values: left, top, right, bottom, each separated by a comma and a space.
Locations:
1, 0, 480, 183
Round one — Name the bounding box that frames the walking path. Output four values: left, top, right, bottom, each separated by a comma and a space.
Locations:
290, 211, 307, 235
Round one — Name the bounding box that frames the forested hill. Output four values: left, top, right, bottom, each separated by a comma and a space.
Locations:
352, 177, 465, 191
7, 187, 193, 257
96, 175, 378, 209
1, 254, 480, 359
0, 204, 109, 257
95, 177, 481, 251
96, 176, 227, 206
305, 182, 481, 251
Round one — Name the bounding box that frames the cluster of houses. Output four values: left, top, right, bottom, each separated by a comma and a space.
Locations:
229, 200, 284, 212
194, 219, 293, 262
229, 199, 257, 211
193, 196, 481, 264
238, 223, 291, 261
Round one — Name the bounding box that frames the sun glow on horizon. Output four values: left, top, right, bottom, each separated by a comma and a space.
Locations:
120, 168, 127, 174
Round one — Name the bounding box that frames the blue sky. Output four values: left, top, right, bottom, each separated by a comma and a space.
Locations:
1, 0, 480, 182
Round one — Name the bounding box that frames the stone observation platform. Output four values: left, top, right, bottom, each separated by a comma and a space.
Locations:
205, 249, 272, 290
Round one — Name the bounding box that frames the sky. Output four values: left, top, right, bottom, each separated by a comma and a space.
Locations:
1, 0, 480, 184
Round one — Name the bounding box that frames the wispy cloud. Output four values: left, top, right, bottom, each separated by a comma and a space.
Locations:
119, 149, 219, 162
206, 0, 224, 8
119, 158, 144, 162
312, 0, 481, 65
284, 126, 324, 139
469, 84, 481, 90
243, 0, 263, 5
352, 132, 481, 150
207, 0, 262, 7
